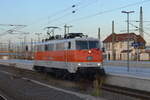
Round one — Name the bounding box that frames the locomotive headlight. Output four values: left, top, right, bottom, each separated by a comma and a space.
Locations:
97, 63, 101, 66
78, 63, 81, 66
88, 50, 92, 54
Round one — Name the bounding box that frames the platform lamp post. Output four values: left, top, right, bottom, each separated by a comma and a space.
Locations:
121, 10, 135, 72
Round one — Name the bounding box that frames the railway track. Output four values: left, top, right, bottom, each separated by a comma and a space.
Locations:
0, 95, 7, 100
102, 84, 150, 100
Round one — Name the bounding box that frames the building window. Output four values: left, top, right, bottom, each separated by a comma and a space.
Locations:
105, 43, 108, 50
106, 43, 110, 50
120, 42, 122, 48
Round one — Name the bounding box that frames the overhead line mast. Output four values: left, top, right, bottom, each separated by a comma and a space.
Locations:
112, 21, 116, 60
61, 0, 150, 25
139, 6, 144, 38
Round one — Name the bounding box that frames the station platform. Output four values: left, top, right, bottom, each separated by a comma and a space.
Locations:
103, 60, 150, 92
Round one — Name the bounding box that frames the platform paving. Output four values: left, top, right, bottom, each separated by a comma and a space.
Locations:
0, 67, 105, 100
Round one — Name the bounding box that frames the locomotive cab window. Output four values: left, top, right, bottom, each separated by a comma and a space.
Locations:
76, 41, 88, 50
89, 41, 99, 49
76, 40, 99, 50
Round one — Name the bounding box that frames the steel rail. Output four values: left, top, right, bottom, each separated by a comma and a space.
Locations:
102, 84, 150, 100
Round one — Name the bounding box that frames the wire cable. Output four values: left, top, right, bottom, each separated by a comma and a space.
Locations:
128, 22, 150, 37
45, 0, 99, 26
24, 0, 88, 29
61, 0, 150, 24
53, 0, 100, 26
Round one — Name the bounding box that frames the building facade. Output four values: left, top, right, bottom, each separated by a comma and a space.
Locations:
103, 33, 146, 60
140, 46, 150, 61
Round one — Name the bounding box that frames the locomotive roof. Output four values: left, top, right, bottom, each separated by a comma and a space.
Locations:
35, 37, 99, 45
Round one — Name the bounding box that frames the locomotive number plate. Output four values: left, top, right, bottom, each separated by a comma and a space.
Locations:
87, 56, 93, 61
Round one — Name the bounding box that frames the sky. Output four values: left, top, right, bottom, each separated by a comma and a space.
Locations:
0, 0, 150, 44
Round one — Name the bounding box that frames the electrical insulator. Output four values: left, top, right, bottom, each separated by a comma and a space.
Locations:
72, 5, 75, 8
72, 11, 75, 13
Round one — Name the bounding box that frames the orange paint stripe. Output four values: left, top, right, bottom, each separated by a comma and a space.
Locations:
35, 49, 103, 62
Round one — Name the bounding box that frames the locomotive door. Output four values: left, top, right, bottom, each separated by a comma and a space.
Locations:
65, 41, 71, 68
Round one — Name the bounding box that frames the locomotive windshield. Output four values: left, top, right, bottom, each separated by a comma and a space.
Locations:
76, 40, 100, 50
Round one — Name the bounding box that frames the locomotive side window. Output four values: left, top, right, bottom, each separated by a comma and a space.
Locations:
37, 45, 43, 51
39, 45, 45, 51
48, 44, 54, 51
37, 45, 40, 51
45, 44, 48, 51
56, 43, 65, 50
44, 44, 54, 51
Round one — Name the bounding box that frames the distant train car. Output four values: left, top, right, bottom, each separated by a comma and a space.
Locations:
33, 33, 105, 78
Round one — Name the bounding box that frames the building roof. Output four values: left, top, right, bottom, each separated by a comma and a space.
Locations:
121, 50, 132, 53
103, 33, 146, 43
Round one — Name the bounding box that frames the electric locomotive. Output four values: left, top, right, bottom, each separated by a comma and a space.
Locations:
33, 33, 105, 78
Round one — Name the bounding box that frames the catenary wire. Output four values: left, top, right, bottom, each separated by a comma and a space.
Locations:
59, 0, 150, 25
